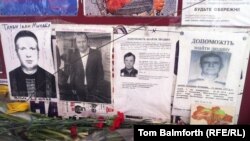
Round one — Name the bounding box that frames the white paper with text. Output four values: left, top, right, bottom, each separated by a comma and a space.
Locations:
182, 0, 250, 26
172, 30, 248, 121
114, 26, 179, 122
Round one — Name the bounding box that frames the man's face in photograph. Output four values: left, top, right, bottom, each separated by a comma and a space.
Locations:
201, 56, 222, 76
76, 34, 88, 53
124, 56, 135, 70
16, 37, 39, 71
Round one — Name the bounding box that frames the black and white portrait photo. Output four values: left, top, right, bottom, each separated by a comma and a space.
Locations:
56, 31, 111, 103
120, 52, 138, 77
1, 23, 56, 99
188, 51, 231, 87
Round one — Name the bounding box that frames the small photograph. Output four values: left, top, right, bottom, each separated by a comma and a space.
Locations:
84, 0, 178, 17
56, 31, 112, 103
120, 52, 138, 77
188, 51, 231, 87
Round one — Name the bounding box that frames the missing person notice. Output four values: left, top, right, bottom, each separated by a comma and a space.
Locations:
172, 30, 248, 119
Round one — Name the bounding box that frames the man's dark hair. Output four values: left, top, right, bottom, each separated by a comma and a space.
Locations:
75, 32, 88, 40
200, 52, 223, 68
14, 30, 39, 51
124, 52, 136, 61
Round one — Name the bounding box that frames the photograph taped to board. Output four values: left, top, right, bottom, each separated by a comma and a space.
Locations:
54, 24, 114, 118
0, 22, 57, 101
55, 31, 112, 104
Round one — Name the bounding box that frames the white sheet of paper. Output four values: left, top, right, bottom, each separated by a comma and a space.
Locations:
234, 33, 250, 123
114, 26, 179, 122
182, 0, 250, 26
172, 30, 248, 121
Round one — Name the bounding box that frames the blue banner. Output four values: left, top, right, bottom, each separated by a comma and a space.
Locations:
0, 0, 78, 16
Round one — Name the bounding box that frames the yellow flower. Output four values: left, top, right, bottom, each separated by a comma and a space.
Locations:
0, 84, 8, 96
6, 102, 29, 114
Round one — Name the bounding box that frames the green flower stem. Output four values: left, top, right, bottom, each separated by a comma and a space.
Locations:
78, 132, 88, 139
29, 132, 60, 141
0, 113, 28, 123
38, 128, 72, 141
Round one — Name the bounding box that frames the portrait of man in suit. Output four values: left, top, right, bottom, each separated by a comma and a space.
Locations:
9, 30, 56, 98
57, 32, 110, 103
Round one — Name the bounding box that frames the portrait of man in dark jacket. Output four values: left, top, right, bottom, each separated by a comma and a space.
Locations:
9, 30, 56, 98
120, 52, 138, 77
58, 32, 109, 103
